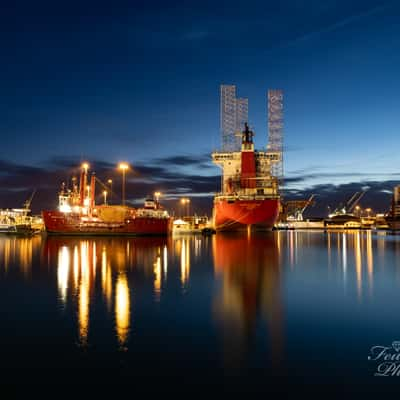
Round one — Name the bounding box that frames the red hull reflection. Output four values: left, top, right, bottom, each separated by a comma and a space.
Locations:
212, 233, 284, 370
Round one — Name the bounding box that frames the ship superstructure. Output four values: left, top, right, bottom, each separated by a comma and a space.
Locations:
0, 192, 43, 235
212, 123, 281, 231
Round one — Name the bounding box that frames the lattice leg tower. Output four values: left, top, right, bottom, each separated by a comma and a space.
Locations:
267, 89, 283, 183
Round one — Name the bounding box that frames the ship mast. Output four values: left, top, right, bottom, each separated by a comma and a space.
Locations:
90, 172, 96, 213
240, 123, 256, 189
79, 163, 89, 207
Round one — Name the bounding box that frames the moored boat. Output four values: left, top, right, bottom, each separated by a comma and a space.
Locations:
42, 164, 173, 236
0, 208, 43, 236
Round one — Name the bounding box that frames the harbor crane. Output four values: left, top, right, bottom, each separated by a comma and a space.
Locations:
331, 191, 366, 216
22, 190, 36, 211
284, 194, 316, 221
347, 191, 365, 213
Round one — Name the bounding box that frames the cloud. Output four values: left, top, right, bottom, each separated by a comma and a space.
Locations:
284, 167, 400, 189
150, 154, 213, 168
280, 2, 392, 49
0, 157, 219, 216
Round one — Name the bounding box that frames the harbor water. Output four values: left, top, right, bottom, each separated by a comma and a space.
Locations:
1, 230, 400, 393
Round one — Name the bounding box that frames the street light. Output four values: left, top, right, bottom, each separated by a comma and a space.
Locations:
154, 192, 161, 205
103, 190, 107, 205
180, 198, 190, 217
366, 208, 372, 218
355, 205, 360, 217
180, 198, 186, 217
107, 179, 113, 204
118, 163, 129, 206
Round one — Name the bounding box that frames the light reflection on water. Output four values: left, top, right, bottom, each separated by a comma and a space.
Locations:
1, 231, 400, 385
212, 233, 283, 370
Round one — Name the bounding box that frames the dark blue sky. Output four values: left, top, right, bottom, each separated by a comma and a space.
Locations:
1, 0, 400, 214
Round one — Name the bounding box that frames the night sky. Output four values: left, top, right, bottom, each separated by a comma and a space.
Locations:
2, 0, 400, 216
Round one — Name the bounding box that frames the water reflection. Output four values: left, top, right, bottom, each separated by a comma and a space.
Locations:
57, 246, 69, 304
2, 229, 400, 382
286, 230, 375, 300
212, 233, 283, 370
115, 273, 130, 347
0, 236, 42, 276
180, 238, 190, 288
44, 236, 170, 348
367, 230, 373, 294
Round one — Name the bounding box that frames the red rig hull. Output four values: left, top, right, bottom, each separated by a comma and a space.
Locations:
212, 122, 281, 232
213, 198, 280, 231
42, 210, 173, 236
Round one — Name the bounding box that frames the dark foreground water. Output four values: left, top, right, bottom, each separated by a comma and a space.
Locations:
1, 230, 400, 394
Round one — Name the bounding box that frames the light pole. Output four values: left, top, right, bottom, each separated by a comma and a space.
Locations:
154, 192, 161, 207
180, 198, 190, 217
118, 163, 129, 206
180, 198, 186, 218
82, 162, 89, 174
366, 208, 371, 218
103, 190, 107, 205
107, 179, 113, 204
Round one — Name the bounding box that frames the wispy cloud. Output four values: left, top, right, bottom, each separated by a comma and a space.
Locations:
0, 157, 219, 215
272, 2, 393, 51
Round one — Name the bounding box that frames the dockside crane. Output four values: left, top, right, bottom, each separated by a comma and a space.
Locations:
347, 191, 365, 213
23, 190, 36, 211
331, 191, 366, 216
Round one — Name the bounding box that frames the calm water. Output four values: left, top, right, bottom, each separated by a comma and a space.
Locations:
1, 230, 400, 393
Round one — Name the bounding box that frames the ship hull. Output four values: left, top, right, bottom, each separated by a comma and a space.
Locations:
213, 198, 280, 231
385, 217, 400, 231
42, 211, 173, 236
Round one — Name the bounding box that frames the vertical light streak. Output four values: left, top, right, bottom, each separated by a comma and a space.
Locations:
115, 273, 130, 347
154, 256, 161, 301
366, 230, 374, 295
73, 245, 79, 290
354, 232, 362, 300
289, 230, 294, 268
327, 231, 331, 270
101, 246, 112, 310
57, 246, 70, 305
180, 238, 190, 287
78, 241, 90, 346
92, 242, 97, 279
276, 230, 281, 258
342, 233, 347, 283
163, 245, 168, 281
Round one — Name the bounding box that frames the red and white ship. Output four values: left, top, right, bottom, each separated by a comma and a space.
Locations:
212, 123, 281, 231
42, 164, 173, 236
